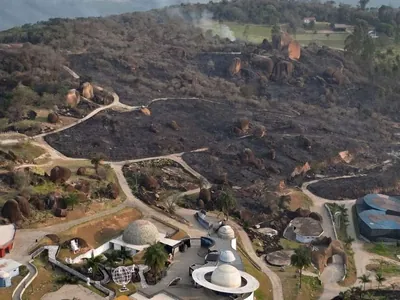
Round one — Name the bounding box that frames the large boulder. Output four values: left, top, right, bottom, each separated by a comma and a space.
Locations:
54, 207, 68, 218
82, 82, 94, 99
76, 167, 87, 176
287, 40, 301, 60
47, 112, 59, 124
15, 196, 30, 218
228, 57, 241, 76
75, 180, 91, 194
251, 55, 274, 77
237, 118, 250, 132
30, 195, 45, 211
199, 188, 211, 203
106, 182, 119, 199
2, 199, 23, 223
272, 32, 292, 51
272, 61, 294, 81
140, 107, 151, 116
50, 166, 72, 184
143, 175, 160, 191
27, 110, 37, 120
290, 162, 311, 178
260, 38, 272, 51
65, 89, 81, 108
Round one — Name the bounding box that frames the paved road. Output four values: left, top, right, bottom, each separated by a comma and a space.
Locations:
12, 262, 36, 300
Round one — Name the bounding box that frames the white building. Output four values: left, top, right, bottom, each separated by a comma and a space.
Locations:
283, 217, 324, 243
0, 258, 21, 288
303, 17, 316, 24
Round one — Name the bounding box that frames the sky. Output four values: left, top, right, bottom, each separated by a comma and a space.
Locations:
1, 0, 400, 31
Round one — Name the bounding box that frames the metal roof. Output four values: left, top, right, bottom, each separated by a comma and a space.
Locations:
0, 258, 21, 273
358, 210, 400, 230
363, 194, 400, 213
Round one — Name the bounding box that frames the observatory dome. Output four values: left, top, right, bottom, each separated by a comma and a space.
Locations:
218, 225, 235, 239
122, 220, 159, 245
211, 264, 241, 288
219, 250, 236, 263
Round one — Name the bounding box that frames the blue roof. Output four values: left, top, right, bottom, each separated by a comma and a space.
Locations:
363, 194, 400, 213
359, 210, 400, 230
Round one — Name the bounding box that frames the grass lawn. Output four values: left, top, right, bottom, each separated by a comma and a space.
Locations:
288, 190, 313, 210
239, 249, 273, 300
105, 282, 136, 297
364, 243, 400, 260
210, 21, 348, 49
366, 259, 400, 277
280, 238, 301, 250
56, 207, 142, 261
271, 265, 323, 300
22, 254, 64, 300
0, 142, 45, 163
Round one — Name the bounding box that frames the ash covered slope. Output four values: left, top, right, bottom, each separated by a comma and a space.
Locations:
0, 0, 210, 30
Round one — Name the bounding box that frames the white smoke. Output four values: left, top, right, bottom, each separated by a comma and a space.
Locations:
191, 10, 236, 41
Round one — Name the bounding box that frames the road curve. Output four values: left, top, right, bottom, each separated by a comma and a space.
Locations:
12, 262, 37, 300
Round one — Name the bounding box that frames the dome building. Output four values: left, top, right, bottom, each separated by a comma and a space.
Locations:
122, 220, 159, 245
192, 263, 259, 300
218, 250, 236, 264
218, 225, 235, 240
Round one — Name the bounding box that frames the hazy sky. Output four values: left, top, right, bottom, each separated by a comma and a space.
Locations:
1, 0, 400, 31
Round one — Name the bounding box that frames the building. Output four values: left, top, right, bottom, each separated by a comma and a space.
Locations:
283, 217, 324, 243
0, 258, 21, 288
331, 24, 354, 32
0, 224, 16, 258
303, 17, 316, 24
192, 264, 259, 300
356, 194, 400, 241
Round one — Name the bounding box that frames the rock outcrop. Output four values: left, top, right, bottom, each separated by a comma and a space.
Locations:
66, 89, 81, 108
82, 82, 94, 99
143, 175, 160, 191
272, 60, 293, 81
272, 32, 292, 51
287, 40, 301, 60
199, 188, 211, 203
251, 55, 274, 77
15, 196, 30, 218
50, 166, 72, 183
228, 57, 241, 76
1, 199, 23, 223
47, 112, 59, 124
140, 107, 151, 116
291, 162, 311, 178
311, 240, 346, 274
77, 167, 87, 176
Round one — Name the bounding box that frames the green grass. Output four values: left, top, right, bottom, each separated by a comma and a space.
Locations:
364, 243, 400, 259
0, 142, 45, 162
366, 260, 400, 276
32, 181, 58, 195
208, 21, 348, 49
280, 238, 301, 250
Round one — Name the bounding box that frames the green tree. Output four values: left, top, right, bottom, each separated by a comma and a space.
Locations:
344, 236, 355, 248
64, 192, 79, 210
216, 187, 237, 219
116, 247, 131, 264
84, 253, 104, 278
290, 246, 311, 288
345, 21, 375, 61
271, 24, 280, 38
104, 251, 119, 268
243, 25, 250, 41
358, 274, 371, 290
375, 272, 385, 289
359, 0, 370, 10
143, 243, 168, 277
90, 153, 105, 174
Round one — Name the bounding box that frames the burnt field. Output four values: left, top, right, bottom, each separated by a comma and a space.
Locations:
45, 97, 397, 208
307, 164, 400, 200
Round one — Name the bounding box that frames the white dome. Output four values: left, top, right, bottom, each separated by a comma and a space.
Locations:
211, 264, 241, 288
0, 271, 9, 278
219, 250, 236, 263
122, 220, 159, 245
218, 225, 235, 239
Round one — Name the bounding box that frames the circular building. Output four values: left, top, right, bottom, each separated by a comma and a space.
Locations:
219, 250, 236, 264
122, 220, 159, 245
192, 264, 259, 300
211, 264, 241, 288
356, 194, 400, 241
218, 225, 235, 240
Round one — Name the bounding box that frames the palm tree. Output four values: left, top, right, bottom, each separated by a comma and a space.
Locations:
143, 243, 168, 278
358, 274, 371, 290
64, 192, 79, 210
84, 253, 104, 278
375, 272, 386, 289
90, 153, 105, 174
116, 247, 131, 264
290, 246, 311, 289
104, 251, 119, 267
